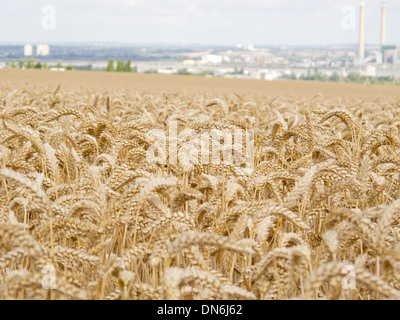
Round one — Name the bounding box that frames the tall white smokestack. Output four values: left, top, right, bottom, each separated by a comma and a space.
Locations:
359, 1, 365, 59
381, 2, 386, 46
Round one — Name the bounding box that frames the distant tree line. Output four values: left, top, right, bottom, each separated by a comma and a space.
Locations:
175, 68, 214, 76
4, 58, 49, 70
281, 70, 400, 85
3, 59, 95, 71
106, 59, 137, 73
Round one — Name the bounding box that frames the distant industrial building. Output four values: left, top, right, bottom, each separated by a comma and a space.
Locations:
202, 54, 223, 64
23, 44, 50, 57
378, 2, 400, 65
36, 44, 50, 56
381, 2, 386, 46
382, 45, 400, 65
246, 44, 255, 52
24, 44, 33, 56
359, 1, 365, 59
354, 1, 399, 73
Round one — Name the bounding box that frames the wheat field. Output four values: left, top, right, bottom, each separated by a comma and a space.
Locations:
1, 70, 400, 300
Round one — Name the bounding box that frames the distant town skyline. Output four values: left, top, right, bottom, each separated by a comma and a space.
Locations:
1, 0, 400, 46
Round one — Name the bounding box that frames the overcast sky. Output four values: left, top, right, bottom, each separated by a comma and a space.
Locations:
1, 0, 399, 46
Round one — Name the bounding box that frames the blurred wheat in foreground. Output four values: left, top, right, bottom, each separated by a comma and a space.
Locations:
1, 85, 400, 300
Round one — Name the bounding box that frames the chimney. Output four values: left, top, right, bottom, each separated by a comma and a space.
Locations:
381, 2, 386, 46
359, 1, 365, 59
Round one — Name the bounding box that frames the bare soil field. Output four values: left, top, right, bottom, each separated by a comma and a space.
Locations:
1, 68, 400, 101
1, 69, 400, 300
